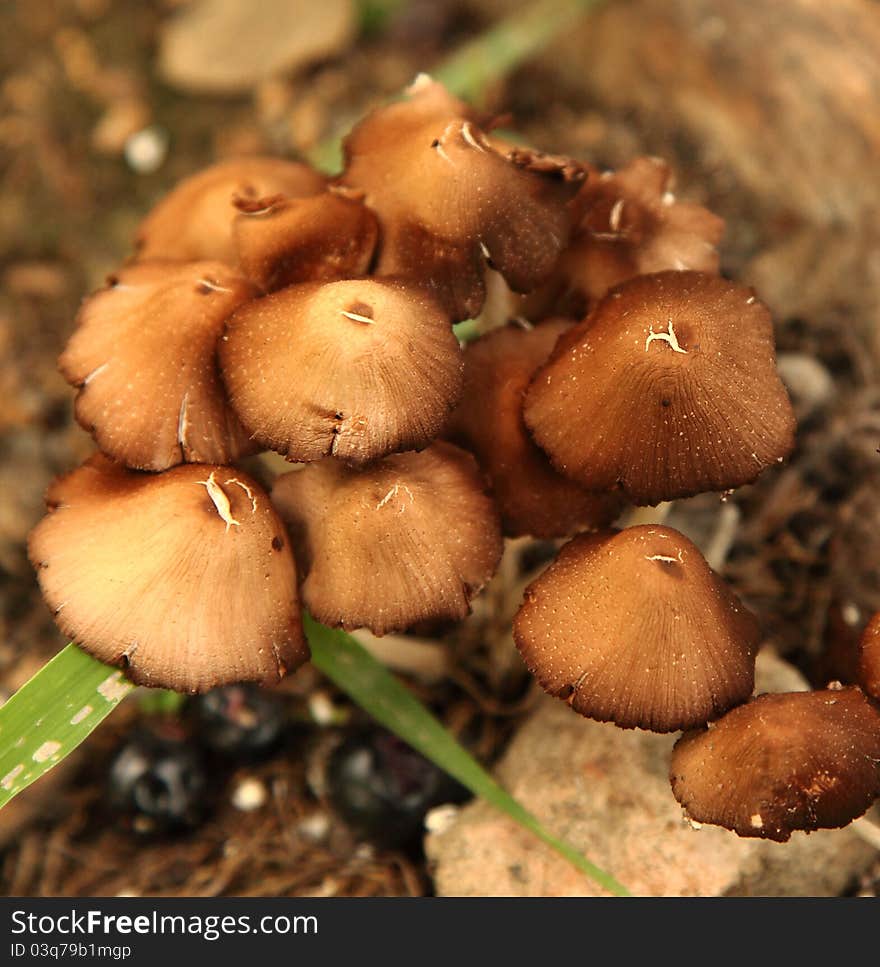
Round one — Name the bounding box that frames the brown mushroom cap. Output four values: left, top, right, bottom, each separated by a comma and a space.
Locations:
271, 441, 503, 635
525, 157, 724, 319
446, 320, 624, 538
670, 687, 880, 841
339, 76, 585, 320
232, 188, 378, 292
858, 611, 880, 700
524, 271, 796, 505
29, 455, 308, 692
135, 157, 326, 264
59, 261, 257, 471
513, 525, 760, 732
219, 277, 463, 464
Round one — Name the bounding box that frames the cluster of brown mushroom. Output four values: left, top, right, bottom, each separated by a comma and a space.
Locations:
29, 77, 880, 845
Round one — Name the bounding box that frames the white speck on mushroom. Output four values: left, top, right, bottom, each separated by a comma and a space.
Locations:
645, 320, 687, 355
83, 362, 109, 385
70, 705, 93, 725
376, 482, 414, 511
340, 309, 374, 325
609, 198, 625, 233
177, 392, 190, 451
33, 741, 61, 762
226, 477, 258, 515
750, 813, 764, 829
198, 470, 241, 532
196, 277, 233, 294
461, 121, 486, 153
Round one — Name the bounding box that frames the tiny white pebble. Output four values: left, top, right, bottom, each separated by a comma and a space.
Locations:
298, 812, 331, 842
424, 803, 459, 835
124, 125, 169, 174
231, 777, 267, 812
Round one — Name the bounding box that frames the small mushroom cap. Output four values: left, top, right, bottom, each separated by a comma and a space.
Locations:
135, 157, 326, 264
220, 277, 463, 464
271, 441, 503, 635
232, 188, 378, 292
525, 157, 724, 319
446, 320, 624, 538
524, 271, 796, 505
513, 525, 760, 732
339, 77, 585, 320
858, 611, 880, 700
670, 687, 880, 841
59, 261, 257, 471
29, 456, 308, 693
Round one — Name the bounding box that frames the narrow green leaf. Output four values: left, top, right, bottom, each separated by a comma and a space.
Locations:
305, 614, 630, 896
434, 0, 605, 106
0, 644, 132, 808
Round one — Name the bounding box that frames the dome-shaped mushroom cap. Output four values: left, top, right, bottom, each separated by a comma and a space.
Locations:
135, 157, 326, 264
339, 77, 585, 320
271, 442, 503, 636
858, 611, 880, 700
219, 277, 463, 464
525, 157, 724, 319
670, 687, 880, 841
29, 456, 308, 693
232, 188, 378, 292
513, 525, 760, 732
446, 320, 623, 538
524, 271, 796, 506
59, 261, 257, 471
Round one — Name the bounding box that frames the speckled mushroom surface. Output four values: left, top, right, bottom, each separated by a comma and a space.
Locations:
220, 277, 463, 464
135, 156, 326, 264
670, 687, 880, 841
232, 188, 378, 292
513, 525, 760, 732
271, 442, 503, 636
446, 320, 623, 538
858, 611, 880, 700
339, 76, 585, 320
59, 261, 257, 471
524, 270, 796, 505
525, 157, 724, 319
28, 455, 307, 692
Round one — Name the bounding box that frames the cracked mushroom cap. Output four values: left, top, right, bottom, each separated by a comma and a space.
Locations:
59, 261, 257, 471
220, 277, 462, 464
271, 441, 503, 635
858, 611, 880, 700
29, 455, 307, 693
524, 271, 796, 505
232, 188, 378, 292
525, 157, 724, 319
513, 525, 760, 732
446, 320, 623, 538
339, 76, 585, 320
670, 687, 880, 841
135, 157, 326, 264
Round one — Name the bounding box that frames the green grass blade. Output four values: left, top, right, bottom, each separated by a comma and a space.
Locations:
0, 644, 132, 808
305, 614, 630, 896
434, 0, 604, 105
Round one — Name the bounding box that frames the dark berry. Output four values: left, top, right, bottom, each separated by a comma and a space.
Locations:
108, 731, 206, 832
326, 729, 469, 848
192, 683, 286, 758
